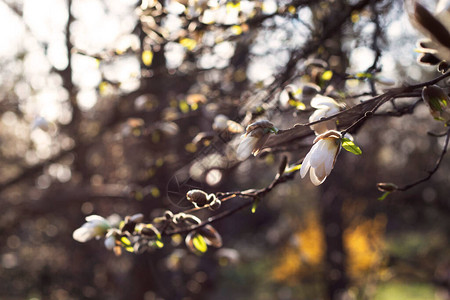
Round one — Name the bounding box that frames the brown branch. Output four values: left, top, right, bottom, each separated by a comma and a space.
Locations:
163, 158, 296, 235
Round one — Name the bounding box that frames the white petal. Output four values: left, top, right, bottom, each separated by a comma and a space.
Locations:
310, 95, 338, 109
104, 236, 116, 250
85, 215, 107, 222
309, 109, 326, 123
313, 163, 327, 183
236, 136, 257, 161
309, 141, 328, 168
300, 148, 313, 178
73, 227, 95, 243
323, 141, 339, 175
309, 167, 324, 186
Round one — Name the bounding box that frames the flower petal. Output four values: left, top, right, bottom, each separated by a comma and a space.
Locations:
252, 134, 269, 156
300, 148, 313, 178
85, 215, 107, 222
310, 95, 339, 109
309, 166, 325, 186
236, 136, 257, 160
104, 235, 116, 250
309, 140, 329, 168
73, 227, 95, 243
313, 163, 327, 183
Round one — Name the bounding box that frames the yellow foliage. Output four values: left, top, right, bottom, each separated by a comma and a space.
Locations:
272, 212, 324, 283
344, 214, 387, 279
272, 212, 387, 284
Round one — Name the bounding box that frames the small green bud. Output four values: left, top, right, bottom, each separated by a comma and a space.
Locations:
422, 85, 450, 123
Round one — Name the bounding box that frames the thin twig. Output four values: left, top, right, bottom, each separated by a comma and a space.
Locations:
163, 160, 296, 235
397, 128, 450, 191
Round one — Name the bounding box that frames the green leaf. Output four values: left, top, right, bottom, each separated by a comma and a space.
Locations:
120, 236, 131, 247
284, 163, 302, 173
341, 138, 362, 155
251, 199, 259, 214
193, 234, 208, 253
155, 232, 164, 248
378, 191, 390, 201
356, 72, 373, 79
155, 240, 164, 248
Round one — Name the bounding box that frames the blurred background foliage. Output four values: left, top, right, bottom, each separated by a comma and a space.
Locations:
0, 0, 449, 299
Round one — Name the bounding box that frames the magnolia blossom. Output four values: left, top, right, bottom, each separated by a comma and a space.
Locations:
407, 0, 450, 64
236, 120, 277, 160
279, 83, 320, 108
300, 130, 342, 186
73, 215, 112, 243
309, 95, 341, 135
279, 84, 299, 108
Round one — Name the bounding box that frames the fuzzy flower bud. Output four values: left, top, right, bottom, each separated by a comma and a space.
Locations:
236, 120, 278, 160
186, 189, 215, 208
422, 85, 450, 123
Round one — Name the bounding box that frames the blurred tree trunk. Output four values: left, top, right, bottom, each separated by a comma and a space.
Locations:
312, 0, 352, 298
320, 184, 349, 300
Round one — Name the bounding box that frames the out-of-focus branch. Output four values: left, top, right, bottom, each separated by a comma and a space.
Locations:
164, 157, 295, 235
397, 127, 450, 191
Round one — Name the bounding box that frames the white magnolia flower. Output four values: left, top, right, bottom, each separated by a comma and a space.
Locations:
300, 130, 342, 186
279, 83, 320, 108
279, 84, 300, 108
407, 0, 450, 64
73, 215, 112, 243
309, 95, 341, 135
236, 120, 277, 160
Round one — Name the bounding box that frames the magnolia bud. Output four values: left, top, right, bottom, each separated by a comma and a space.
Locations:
164, 210, 174, 220
209, 198, 222, 211
198, 225, 222, 248
245, 120, 278, 137
236, 120, 278, 160
422, 85, 450, 123
377, 182, 398, 192
186, 190, 211, 207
